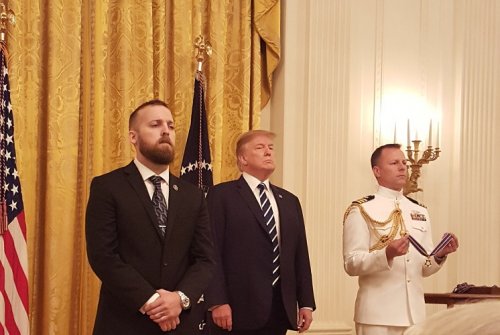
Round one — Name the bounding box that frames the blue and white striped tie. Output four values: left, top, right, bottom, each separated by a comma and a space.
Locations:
257, 183, 280, 286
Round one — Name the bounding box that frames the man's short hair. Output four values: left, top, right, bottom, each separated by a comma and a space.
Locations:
370, 143, 401, 168
129, 99, 169, 130
236, 130, 276, 157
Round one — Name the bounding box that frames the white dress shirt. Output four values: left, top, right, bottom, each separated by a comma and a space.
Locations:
134, 159, 170, 205
134, 158, 170, 312
242, 172, 281, 244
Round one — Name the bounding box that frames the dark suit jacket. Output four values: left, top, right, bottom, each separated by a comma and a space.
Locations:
205, 176, 315, 331
86, 162, 215, 335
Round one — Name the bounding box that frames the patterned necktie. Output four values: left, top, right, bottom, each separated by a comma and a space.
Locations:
257, 183, 280, 286
149, 176, 167, 237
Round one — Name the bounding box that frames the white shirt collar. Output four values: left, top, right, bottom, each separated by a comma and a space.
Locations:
377, 185, 403, 200
134, 159, 170, 185
242, 172, 270, 191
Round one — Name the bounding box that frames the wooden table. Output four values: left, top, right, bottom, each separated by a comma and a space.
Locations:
424, 292, 500, 308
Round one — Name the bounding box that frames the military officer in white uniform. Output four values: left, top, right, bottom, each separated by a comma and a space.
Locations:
343, 144, 459, 335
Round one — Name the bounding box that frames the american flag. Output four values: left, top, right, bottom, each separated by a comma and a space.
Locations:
0, 44, 30, 334
180, 70, 213, 194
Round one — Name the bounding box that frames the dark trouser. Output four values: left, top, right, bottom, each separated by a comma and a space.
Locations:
210, 284, 291, 335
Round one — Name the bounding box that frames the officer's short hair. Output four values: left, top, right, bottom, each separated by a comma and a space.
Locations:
371, 144, 401, 168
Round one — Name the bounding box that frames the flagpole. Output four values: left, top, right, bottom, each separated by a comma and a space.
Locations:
193, 36, 211, 190
180, 36, 214, 193
0, 3, 16, 43
194, 35, 212, 72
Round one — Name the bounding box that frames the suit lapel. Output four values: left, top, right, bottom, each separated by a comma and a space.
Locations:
269, 184, 284, 213
270, 183, 293, 248
236, 176, 269, 234
123, 162, 165, 240
165, 174, 181, 244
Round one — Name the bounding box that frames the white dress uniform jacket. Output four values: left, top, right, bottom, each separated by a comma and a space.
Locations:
343, 186, 444, 327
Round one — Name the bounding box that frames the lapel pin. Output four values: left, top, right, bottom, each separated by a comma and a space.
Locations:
173, 184, 178, 191
278, 194, 283, 199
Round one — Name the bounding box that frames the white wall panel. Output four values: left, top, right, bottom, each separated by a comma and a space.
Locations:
270, 0, 500, 333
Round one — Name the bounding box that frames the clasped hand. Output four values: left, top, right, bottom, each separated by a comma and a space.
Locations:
144, 289, 182, 332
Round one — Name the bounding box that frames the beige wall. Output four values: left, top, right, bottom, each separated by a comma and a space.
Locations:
265, 0, 500, 334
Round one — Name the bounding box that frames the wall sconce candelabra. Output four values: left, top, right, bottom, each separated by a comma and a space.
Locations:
402, 120, 441, 195
403, 141, 440, 195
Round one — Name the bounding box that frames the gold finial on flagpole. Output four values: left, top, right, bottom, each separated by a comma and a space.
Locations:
194, 35, 212, 72
0, 3, 15, 43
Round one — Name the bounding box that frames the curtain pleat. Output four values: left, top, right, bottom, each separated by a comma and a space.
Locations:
6, 0, 280, 333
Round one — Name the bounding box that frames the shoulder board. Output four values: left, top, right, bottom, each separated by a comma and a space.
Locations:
405, 196, 427, 208
351, 195, 374, 205
343, 195, 374, 223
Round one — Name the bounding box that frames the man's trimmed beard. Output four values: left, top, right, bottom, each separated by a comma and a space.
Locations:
139, 140, 175, 165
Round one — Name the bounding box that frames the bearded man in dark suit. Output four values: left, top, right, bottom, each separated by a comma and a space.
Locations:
206, 130, 316, 335
86, 99, 215, 334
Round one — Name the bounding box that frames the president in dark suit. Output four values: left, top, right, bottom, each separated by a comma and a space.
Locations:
86, 99, 215, 334
206, 130, 316, 335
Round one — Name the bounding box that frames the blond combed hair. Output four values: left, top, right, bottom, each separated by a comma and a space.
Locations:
236, 130, 276, 156
235, 130, 275, 171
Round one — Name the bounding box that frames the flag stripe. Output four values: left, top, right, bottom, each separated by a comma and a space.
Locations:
1, 231, 28, 334
2, 224, 28, 312
0, 260, 21, 335
0, 294, 5, 333
6, 216, 27, 279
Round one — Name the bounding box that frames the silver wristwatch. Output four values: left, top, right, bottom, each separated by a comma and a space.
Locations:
176, 291, 191, 310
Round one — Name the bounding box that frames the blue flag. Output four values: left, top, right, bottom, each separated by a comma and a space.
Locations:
180, 71, 213, 193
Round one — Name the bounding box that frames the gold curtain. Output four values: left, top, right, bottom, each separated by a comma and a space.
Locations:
6, 0, 280, 333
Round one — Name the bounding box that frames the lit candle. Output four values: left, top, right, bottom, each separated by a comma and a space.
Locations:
436, 122, 440, 148
428, 119, 433, 147
394, 123, 397, 143
407, 119, 410, 146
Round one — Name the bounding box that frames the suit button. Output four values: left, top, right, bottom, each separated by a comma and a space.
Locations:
163, 262, 168, 267
407, 279, 411, 283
